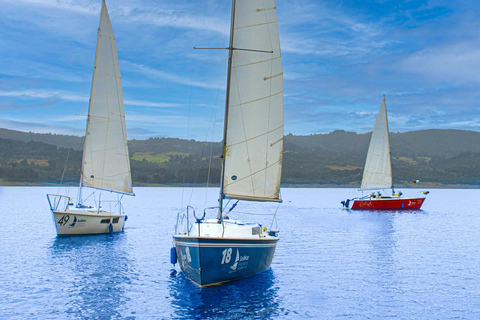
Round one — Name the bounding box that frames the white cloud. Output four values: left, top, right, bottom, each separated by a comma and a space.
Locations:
397, 42, 480, 85
2, 0, 97, 15
124, 100, 182, 108
0, 89, 180, 109
0, 90, 86, 102
121, 61, 222, 90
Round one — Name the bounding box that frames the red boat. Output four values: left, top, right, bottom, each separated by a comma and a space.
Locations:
349, 196, 425, 210
341, 97, 428, 210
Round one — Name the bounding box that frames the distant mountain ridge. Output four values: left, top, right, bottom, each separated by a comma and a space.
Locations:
0, 128, 84, 150
2, 127, 480, 156
0, 128, 479, 186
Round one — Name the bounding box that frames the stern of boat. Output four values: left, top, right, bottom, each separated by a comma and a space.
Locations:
174, 235, 278, 287
47, 194, 126, 236
173, 206, 279, 286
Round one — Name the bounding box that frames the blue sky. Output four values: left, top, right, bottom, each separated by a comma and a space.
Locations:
0, 0, 479, 140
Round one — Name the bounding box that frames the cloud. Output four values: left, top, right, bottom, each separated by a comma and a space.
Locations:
396, 42, 480, 85
0, 89, 180, 109
0, 117, 82, 135
1, 0, 98, 15
121, 61, 222, 90
1, 0, 479, 140
125, 9, 229, 36
124, 100, 182, 108
0, 89, 86, 102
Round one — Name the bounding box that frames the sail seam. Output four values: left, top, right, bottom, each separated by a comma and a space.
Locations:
256, 7, 276, 12
232, 56, 280, 69
227, 125, 283, 148
224, 194, 282, 202
224, 158, 282, 186
230, 51, 256, 197
264, 72, 283, 81
229, 91, 282, 108
234, 21, 278, 30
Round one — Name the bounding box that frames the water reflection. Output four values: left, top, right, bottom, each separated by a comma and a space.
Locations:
169, 269, 281, 319
355, 211, 404, 304
50, 234, 134, 319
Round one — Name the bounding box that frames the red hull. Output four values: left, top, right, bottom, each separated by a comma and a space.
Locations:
351, 197, 425, 210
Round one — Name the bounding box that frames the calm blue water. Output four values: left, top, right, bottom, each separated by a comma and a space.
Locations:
1, 186, 480, 319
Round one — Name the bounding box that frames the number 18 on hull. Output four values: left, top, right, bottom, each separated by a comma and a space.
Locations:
174, 236, 277, 286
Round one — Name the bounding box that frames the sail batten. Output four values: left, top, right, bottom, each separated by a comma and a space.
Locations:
222, 0, 283, 203
360, 98, 392, 191
81, 1, 133, 196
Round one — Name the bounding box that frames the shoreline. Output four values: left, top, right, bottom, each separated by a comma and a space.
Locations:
1, 182, 478, 189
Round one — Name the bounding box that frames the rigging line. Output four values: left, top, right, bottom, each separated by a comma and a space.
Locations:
181, 64, 194, 210
269, 196, 281, 231
204, 66, 224, 205
58, 114, 82, 196
189, 71, 223, 206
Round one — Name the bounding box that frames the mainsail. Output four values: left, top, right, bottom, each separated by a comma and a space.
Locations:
81, 1, 133, 195
360, 97, 392, 191
222, 0, 284, 202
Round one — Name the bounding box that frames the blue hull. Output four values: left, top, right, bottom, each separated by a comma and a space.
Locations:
174, 237, 278, 286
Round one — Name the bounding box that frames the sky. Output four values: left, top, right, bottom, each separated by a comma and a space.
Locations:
0, 0, 479, 141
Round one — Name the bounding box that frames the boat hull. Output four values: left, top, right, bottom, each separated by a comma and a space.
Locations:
174, 236, 278, 287
351, 197, 425, 210
52, 211, 126, 236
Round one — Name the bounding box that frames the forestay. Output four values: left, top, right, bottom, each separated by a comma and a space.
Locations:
223, 0, 283, 202
81, 1, 133, 195
360, 98, 393, 191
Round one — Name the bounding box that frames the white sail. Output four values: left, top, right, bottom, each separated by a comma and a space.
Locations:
360, 97, 392, 191
222, 0, 283, 202
81, 1, 133, 195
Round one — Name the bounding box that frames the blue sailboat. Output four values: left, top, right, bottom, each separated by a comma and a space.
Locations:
173, 0, 284, 286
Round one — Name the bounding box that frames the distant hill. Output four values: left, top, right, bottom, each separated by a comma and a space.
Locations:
0, 128, 84, 150
0, 128, 479, 187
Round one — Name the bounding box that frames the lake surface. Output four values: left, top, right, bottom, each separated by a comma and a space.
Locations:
1, 186, 479, 319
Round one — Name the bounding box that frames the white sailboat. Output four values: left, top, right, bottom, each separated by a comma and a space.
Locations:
342, 96, 427, 210
47, 0, 133, 235
361, 95, 393, 191
173, 0, 283, 286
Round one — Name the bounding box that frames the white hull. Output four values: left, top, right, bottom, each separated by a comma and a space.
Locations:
52, 210, 125, 236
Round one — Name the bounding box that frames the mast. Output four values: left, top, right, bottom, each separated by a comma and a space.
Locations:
360, 94, 393, 191
217, 0, 237, 222
383, 94, 394, 194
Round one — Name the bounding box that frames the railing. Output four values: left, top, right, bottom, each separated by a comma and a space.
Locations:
98, 199, 124, 215
175, 206, 195, 235
47, 194, 124, 215
46, 194, 72, 212
174, 203, 280, 238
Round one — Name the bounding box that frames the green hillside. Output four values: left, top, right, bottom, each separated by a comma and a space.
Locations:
0, 128, 479, 187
